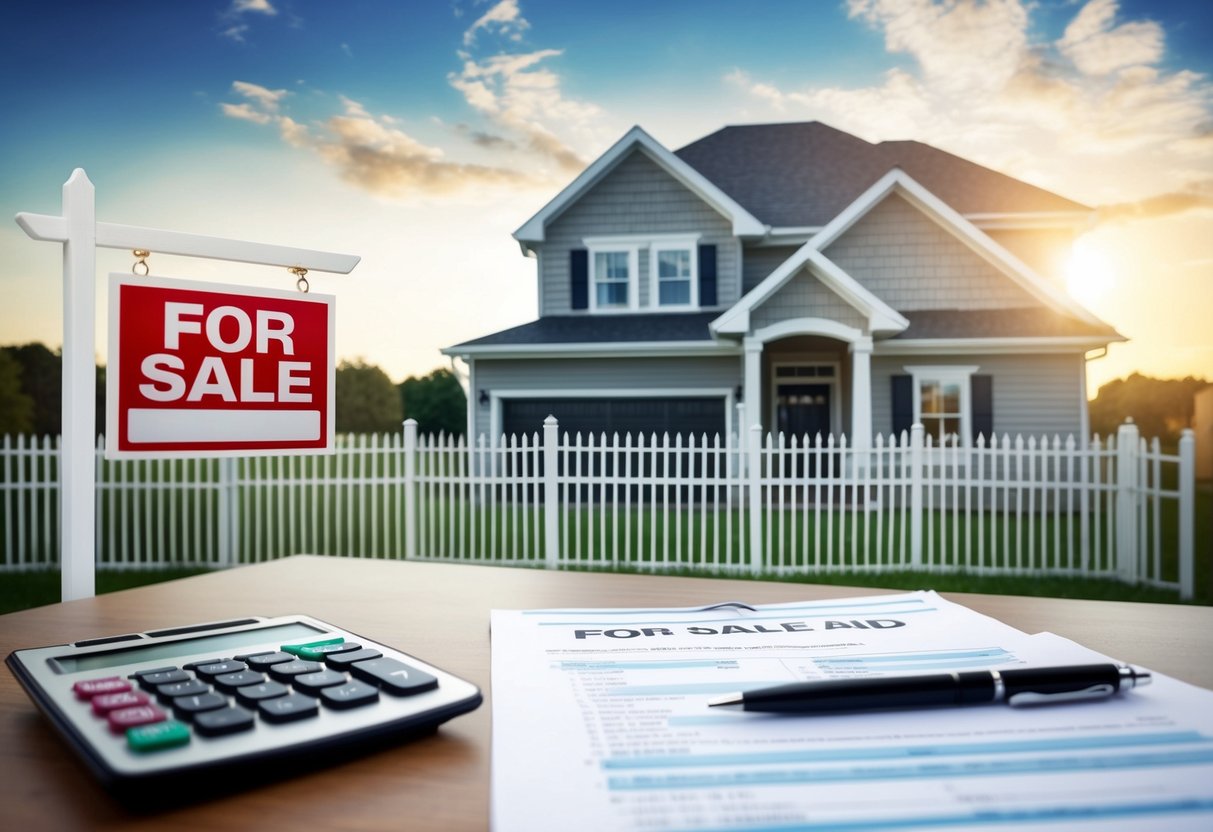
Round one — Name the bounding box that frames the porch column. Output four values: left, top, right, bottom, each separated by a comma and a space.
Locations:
849, 336, 873, 449
743, 337, 763, 432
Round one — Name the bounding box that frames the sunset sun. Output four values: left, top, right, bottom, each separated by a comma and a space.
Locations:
1065, 237, 1116, 308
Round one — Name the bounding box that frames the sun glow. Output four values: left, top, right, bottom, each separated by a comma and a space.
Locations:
1065, 237, 1117, 308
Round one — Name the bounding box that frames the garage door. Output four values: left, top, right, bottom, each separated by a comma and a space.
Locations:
502, 397, 726, 440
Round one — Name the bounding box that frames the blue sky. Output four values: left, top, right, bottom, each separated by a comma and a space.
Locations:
2, 0, 1211, 393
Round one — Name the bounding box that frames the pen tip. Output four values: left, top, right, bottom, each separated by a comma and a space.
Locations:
707, 693, 744, 709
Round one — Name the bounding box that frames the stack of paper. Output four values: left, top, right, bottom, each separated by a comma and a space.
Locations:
490, 591, 1213, 831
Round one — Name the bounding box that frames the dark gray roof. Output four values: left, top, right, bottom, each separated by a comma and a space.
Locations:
675, 122, 1089, 228
893, 308, 1120, 340
450, 312, 719, 349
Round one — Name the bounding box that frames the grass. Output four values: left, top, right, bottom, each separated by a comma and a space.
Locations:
0, 568, 213, 615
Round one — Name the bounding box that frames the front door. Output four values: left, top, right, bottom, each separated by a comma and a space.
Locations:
776, 383, 831, 439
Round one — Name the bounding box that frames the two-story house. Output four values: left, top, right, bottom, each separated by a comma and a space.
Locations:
442, 121, 1122, 446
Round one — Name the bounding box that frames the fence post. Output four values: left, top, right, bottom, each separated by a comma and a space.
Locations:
747, 424, 763, 574
543, 416, 560, 569
1178, 428, 1195, 600
217, 456, 235, 568
1115, 419, 1140, 583
403, 419, 418, 560
909, 423, 924, 569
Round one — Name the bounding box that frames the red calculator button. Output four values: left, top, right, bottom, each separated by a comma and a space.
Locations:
107, 704, 167, 733
91, 690, 150, 715
73, 677, 132, 700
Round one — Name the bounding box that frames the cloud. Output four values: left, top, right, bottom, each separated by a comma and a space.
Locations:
1094, 180, 1213, 225
231, 0, 276, 15
463, 0, 530, 46
727, 0, 1213, 210
220, 89, 533, 198
1059, 0, 1162, 76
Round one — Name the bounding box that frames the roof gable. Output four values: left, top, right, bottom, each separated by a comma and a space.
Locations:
513, 126, 765, 248
714, 168, 1112, 336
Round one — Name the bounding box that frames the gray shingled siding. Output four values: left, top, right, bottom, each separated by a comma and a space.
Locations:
823, 193, 1041, 310
870, 353, 1086, 440
742, 245, 801, 294
985, 227, 1074, 286
750, 266, 868, 332
472, 355, 742, 437
541, 149, 739, 314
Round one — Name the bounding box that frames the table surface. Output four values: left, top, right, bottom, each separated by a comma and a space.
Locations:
2, 556, 1211, 830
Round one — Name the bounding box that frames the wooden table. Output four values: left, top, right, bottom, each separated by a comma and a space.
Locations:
3, 556, 1211, 830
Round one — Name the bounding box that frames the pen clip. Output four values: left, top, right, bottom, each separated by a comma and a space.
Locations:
697, 601, 757, 613
1007, 684, 1115, 707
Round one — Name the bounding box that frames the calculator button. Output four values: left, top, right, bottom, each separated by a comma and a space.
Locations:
127, 720, 190, 752
240, 651, 295, 670
137, 669, 190, 690
320, 680, 380, 710
292, 670, 347, 694
295, 642, 362, 662
195, 705, 256, 737
182, 658, 226, 672
235, 681, 290, 706
258, 693, 319, 723
214, 670, 265, 692
172, 692, 228, 720
91, 690, 150, 715
194, 661, 246, 680
108, 703, 168, 733
281, 636, 344, 658
73, 677, 133, 700
324, 648, 383, 668
268, 660, 323, 681
349, 658, 438, 696
156, 679, 210, 701
129, 666, 179, 680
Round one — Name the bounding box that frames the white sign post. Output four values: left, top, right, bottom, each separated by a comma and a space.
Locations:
16, 169, 359, 601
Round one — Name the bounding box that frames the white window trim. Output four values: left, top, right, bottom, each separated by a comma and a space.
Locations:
904, 365, 979, 446
587, 245, 639, 313
583, 233, 701, 314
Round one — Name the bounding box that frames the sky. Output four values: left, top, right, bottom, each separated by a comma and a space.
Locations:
1, 0, 1210, 398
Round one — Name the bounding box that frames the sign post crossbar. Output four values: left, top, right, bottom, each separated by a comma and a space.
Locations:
15, 168, 359, 601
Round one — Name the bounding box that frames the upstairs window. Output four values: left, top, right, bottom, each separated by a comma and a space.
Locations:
594, 250, 633, 310
653, 245, 696, 308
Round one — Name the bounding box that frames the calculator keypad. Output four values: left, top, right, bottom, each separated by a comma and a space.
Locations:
69, 638, 439, 753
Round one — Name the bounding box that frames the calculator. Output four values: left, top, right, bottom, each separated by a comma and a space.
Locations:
5, 614, 482, 798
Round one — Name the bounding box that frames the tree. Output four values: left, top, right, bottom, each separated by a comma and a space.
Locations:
1, 343, 107, 436
0, 350, 34, 434
400, 368, 466, 437
334, 359, 403, 433
1089, 373, 1209, 445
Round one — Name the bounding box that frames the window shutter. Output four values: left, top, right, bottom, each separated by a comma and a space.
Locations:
570, 249, 588, 310
971, 374, 993, 442
891, 374, 913, 437
698, 244, 717, 307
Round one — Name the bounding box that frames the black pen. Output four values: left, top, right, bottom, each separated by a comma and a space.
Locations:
707, 663, 1151, 714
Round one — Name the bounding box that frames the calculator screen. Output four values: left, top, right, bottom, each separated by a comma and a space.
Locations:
52, 622, 327, 674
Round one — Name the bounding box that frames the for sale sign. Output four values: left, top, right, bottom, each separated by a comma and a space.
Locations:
106, 274, 335, 459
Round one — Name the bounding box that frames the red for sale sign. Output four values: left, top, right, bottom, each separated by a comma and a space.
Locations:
107, 274, 335, 459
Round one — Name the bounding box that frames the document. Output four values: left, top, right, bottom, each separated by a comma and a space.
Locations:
490, 591, 1213, 831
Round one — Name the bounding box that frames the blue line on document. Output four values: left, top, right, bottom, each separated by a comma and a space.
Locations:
558, 660, 737, 670
607, 748, 1213, 790
607, 681, 776, 696
673, 798, 1213, 831
600, 731, 1213, 769
816, 649, 1012, 664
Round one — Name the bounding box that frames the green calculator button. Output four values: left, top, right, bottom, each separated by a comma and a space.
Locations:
281, 636, 344, 658
127, 719, 190, 752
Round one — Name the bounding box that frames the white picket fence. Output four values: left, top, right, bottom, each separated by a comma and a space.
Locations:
0, 419, 1197, 598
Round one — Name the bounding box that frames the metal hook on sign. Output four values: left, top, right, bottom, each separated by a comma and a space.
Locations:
289, 266, 309, 293
132, 249, 150, 276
